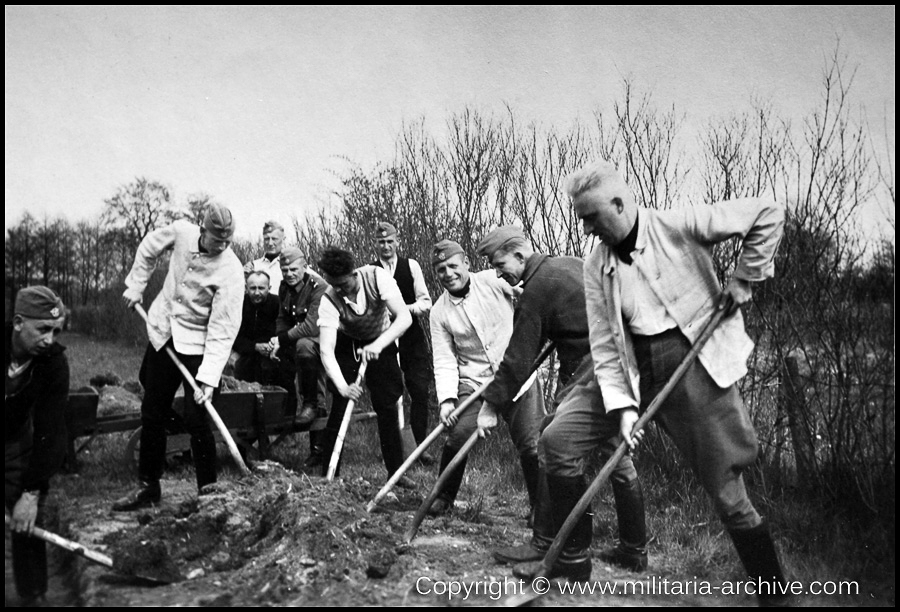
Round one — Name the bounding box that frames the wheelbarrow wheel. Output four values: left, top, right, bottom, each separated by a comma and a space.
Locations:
125, 427, 193, 475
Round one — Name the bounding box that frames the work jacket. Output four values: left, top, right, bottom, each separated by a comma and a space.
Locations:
584, 198, 785, 411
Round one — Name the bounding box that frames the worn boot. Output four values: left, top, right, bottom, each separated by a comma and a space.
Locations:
519, 453, 540, 526
304, 427, 325, 469
598, 475, 648, 572
428, 445, 468, 516
493, 466, 554, 565
729, 522, 791, 607
513, 474, 592, 582
111, 480, 161, 511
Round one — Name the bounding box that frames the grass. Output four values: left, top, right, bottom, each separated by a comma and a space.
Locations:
55, 332, 895, 606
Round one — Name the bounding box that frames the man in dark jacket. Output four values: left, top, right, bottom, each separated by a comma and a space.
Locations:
5, 286, 70, 606
230, 271, 281, 385
267, 247, 329, 466
476, 227, 648, 584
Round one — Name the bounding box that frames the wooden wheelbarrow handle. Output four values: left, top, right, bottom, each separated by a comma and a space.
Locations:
326, 359, 368, 481
367, 341, 555, 513
133, 304, 251, 476
503, 305, 729, 607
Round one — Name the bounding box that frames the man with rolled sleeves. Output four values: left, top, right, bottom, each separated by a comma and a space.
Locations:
244, 220, 286, 289
371, 222, 433, 447
476, 226, 648, 583
113, 204, 245, 511
564, 159, 789, 604
5, 286, 69, 606
316, 247, 414, 487
428, 240, 544, 516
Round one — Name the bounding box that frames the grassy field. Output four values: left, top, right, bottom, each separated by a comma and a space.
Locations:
56, 331, 895, 606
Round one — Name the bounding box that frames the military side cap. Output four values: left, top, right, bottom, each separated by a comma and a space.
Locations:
431, 240, 465, 266
375, 221, 398, 238
476, 226, 527, 258
15, 285, 65, 319
279, 247, 306, 266
203, 202, 235, 239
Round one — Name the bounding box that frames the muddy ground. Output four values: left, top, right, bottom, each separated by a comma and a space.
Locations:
35, 461, 758, 608
5, 382, 891, 607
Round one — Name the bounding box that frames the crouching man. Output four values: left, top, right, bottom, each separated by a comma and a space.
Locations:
6, 286, 70, 606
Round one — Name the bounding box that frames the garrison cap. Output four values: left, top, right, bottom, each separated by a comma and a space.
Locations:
15, 286, 65, 320
476, 226, 528, 259
279, 247, 306, 266
431, 240, 465, 266
375, 222, 398, 238
202, 203, 235, 240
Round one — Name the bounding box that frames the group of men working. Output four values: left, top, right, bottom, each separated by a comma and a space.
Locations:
7, 159, 789, 605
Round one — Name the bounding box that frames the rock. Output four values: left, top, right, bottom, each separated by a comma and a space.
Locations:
365, 548, 397, 579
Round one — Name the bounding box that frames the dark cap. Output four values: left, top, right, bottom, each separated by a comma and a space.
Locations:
15, 286, 65, 320
279, 247, 306, 266
476, 226, 528, 258
375, 222, 398, 238
203, 203, 235, 240
431, 240, 465, 266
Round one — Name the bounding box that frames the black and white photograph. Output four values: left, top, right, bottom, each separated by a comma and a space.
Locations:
5, 6, 894, 607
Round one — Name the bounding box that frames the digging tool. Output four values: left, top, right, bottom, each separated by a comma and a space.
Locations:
402, 429, 478, 543
366, 341, 556, 513
500, 306, 728, 607
326, 358, 369, 481
5, 513, 182, 584
133, 304, 251, 476
403, 368, 542, 543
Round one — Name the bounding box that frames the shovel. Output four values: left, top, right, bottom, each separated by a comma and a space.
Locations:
133, 304, 251, 476
366, 341, 555, 512
403, 366, 544, 543
501, 305, 729, 607
326, 358, 369, 481
5, 513, 183, 584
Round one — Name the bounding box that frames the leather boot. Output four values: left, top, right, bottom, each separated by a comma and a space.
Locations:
192, 435, 218, 492
493, 466, 554, 565
519, 453, 540, 526
304, 429, 325, 469
111, 480, 161, 511
598, 475, 648, 572
729, 522, 791, 607
514, 474, 592, 581
428, 445, 467, 516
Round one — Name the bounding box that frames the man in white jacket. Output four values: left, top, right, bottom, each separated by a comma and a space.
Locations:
112, 204, 244, 510
555, 159, 789, 604
428, 240, 544, 516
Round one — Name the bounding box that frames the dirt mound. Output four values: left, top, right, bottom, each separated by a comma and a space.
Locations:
98, 462, 427, 606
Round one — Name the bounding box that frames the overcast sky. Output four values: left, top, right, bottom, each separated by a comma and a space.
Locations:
5, 6, 895, 240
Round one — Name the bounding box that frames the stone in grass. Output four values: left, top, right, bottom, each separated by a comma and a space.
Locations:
365, 548, 398, 579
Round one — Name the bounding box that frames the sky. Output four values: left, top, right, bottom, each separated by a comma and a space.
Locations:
5, 6, 895, 240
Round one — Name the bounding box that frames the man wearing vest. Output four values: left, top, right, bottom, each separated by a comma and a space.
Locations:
316, 247, 415, 488
371, 222, 433, 450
